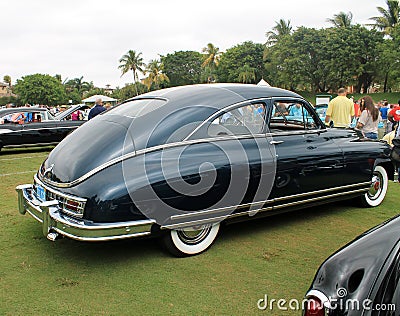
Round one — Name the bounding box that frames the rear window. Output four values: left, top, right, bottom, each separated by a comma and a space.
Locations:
109, 99, 166, 118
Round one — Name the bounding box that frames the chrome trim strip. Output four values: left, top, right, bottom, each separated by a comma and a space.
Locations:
162, 215, 229, 230
41, 133, 267, 188
273, 182, 370, 202
228, 206, 274, 219
1, 126, 77, 134
170, 200, 273, 221
167, 182, 369, 223
162, 185, 369, 229
35, 174, 87, 203
20, 126, 78, 132
270, 129, 327, 137
274, 188, 368, 209
4, 142, 59, 148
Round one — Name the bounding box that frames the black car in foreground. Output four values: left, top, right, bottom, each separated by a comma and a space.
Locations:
304, 215, 400, 316
0, 104, 89, 151
16, 84, 394, 256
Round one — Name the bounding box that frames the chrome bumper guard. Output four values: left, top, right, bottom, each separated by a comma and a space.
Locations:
16, 184, 155, 242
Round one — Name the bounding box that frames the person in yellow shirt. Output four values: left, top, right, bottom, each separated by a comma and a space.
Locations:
325, 88, 355, 128
382, 130, 395, 147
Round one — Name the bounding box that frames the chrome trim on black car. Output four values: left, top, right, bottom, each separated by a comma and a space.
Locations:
34, 174, 86, 218
40, 133, 268, 188
162, 182, 370, 229
16, 184, 155, 241
4, 142, 60, 148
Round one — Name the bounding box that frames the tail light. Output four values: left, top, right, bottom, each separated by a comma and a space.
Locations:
303, 290, 329, 316
304, 296, 325, 316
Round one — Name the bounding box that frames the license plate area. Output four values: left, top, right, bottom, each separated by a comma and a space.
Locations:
36, 185, 46, 202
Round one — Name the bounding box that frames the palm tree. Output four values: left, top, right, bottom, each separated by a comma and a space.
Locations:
238, 64, 256, 83
201, 43, 221, 83
64, 76, 92, 97
265, 19, 292, 46
119, 50, 145, 96
202, 43, 220, 68
370, 0, 400, 35
143, 59, 169, 91
327, 11, 353, 28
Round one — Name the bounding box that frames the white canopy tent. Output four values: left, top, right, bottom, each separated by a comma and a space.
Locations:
257, 78, 271, 87
82, 94, 117, 103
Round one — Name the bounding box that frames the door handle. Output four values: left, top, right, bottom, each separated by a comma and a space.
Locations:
270, 140, 284, 145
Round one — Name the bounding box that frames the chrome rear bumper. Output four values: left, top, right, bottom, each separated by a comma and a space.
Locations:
16, 184, 155, 242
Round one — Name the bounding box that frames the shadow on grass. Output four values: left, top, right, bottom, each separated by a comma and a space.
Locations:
38, 234, 165, 265
219, 200, 357, 241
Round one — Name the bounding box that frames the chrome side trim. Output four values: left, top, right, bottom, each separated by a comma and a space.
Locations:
161, 184, 369, 229
0, 126, 77, 135
273, 188, 368, 210
4, 142, 59, 148
169, 200, 273, 221
162, 215, 229, 230
269, 129, 327, 137
20, 126, 78, 132
41, 133, 267, 188
273, 182, 370, 202
169, 182, 369, 222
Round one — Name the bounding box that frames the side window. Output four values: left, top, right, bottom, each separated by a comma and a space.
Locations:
208, 103, 265, 137
269, 101, 318, 131
23, 112, 42, 124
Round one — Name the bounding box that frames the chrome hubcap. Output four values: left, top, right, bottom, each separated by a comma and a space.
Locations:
368, 174, 382, 200
177, 225, 211, 244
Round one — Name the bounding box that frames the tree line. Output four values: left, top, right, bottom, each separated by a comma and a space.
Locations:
2, 0, 399, 106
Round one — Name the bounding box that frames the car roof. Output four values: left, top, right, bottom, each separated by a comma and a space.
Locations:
105, 84, 305, 150
125, 83, 302, 111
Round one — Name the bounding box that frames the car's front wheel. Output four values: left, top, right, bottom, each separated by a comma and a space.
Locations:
359, 165, 388, 207
161, 223, 220, 257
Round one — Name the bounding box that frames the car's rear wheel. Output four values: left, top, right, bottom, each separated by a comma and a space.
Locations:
161, 223, 220, 257
359, 165, 388, 207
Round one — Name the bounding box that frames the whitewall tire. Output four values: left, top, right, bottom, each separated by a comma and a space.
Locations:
161, 223, 220, 257
359, 165, 388, 207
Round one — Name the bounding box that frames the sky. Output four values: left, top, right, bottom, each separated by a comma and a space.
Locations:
1, 0, 388, 89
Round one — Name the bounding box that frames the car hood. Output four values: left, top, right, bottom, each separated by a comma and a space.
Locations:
309, 215, 400, 303
42, 114, 135, 184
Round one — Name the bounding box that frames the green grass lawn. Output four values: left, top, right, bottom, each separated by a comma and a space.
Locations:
1, 148, 399, 315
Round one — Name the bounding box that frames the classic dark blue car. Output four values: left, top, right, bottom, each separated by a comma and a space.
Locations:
16, 84, 393, 256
